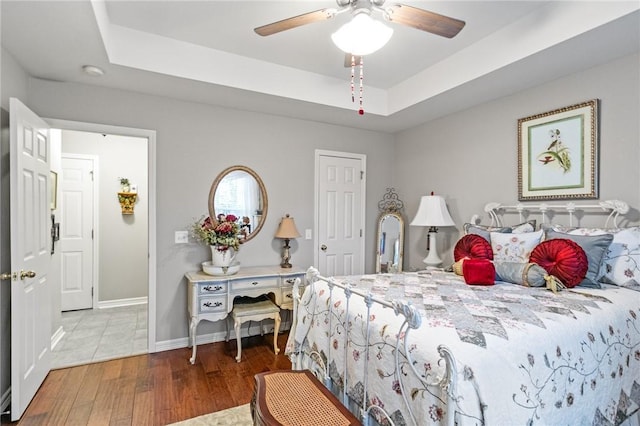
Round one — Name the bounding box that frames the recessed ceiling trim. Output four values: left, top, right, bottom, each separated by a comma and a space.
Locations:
389, 1, 640, 113
89, 0, 638, 118
91, 0, 390, 115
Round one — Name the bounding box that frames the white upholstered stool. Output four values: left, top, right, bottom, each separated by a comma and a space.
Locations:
227, 298, 281, 362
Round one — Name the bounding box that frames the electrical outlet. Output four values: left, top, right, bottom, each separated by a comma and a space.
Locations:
175, 231, 189, 244
305, 229, 312, 240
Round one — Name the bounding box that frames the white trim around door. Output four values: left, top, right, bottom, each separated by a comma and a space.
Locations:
45, 118, 157, 353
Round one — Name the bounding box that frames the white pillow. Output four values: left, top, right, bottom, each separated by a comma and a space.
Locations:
599, 227, 640, 291
491, 230, 543, 263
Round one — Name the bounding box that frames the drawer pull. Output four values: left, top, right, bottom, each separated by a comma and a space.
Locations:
203, 301, 223, 308
286, 278, 295, 284
203, 285, 223, 292
252, 281, 259, 286
286, 294, 292, 299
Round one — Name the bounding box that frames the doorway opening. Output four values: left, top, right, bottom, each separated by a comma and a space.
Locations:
46, 119, 156, 368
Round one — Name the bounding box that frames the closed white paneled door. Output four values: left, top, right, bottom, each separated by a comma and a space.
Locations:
315, 151, 366, 276
9, 98, 52, 421
60, 155, 96, 311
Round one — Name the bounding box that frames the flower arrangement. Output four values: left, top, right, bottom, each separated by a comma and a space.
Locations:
192, 214, 241, 252
118, 177, 130, 192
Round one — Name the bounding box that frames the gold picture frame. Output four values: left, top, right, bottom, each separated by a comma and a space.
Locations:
518, 99, 599, 201
50, 171, 58, 210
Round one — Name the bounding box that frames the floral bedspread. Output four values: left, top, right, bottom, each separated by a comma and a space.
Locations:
286, 270, 640, 425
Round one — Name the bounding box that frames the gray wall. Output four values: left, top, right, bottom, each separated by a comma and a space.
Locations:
61, 130, 148, 302
1, 45, 639, 407
25, 79, 395, 342
395, 53, 640, 270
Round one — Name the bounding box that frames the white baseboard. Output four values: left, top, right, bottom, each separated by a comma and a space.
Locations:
97, 296, 148, 309
51, 326, 65, 350
0, 387, 10, 414
155, 322, 292, 353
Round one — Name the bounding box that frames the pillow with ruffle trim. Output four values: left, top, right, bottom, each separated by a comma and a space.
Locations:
544, 229, 613, 288
530, 239, 588, 288
454, 234, 494, 262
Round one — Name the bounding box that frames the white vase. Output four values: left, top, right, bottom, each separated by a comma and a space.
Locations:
210, 246, 237, 267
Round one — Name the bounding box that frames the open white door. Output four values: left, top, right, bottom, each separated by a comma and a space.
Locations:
9, 98, 52, 421
315, 150, 366, 276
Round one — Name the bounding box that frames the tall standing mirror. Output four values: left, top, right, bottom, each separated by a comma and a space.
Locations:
208, 165, 268, 243
376, 188, 405, 273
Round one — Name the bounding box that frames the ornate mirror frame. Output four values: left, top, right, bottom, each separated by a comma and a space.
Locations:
208, 165, 268, 244
376, 188, 405, 273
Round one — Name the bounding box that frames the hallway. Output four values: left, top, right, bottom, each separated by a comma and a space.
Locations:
51, 304, 147, 369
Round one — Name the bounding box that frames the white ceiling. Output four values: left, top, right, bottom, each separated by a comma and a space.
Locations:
2, 1, 639, 133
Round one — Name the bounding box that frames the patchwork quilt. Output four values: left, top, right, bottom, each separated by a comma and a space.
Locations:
287, 271, 640, 425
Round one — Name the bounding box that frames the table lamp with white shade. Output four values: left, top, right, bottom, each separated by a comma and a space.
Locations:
410, 193, 455, 267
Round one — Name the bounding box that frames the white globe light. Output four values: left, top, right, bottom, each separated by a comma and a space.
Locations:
331, 13, 393, 56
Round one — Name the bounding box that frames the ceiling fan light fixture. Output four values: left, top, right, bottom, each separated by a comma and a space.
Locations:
331, 12, 393, 56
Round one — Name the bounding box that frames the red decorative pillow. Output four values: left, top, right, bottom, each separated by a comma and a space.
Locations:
454, 234, 494, 262
462, 258, 495, 286
529, 239, 588, 288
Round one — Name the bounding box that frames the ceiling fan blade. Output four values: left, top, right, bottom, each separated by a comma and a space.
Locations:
385, 4, 465, 38
343, 53, 363, 68
255, 9, 335, 36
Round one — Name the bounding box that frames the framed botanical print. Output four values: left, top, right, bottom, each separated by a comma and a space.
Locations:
518, 99, 599, 201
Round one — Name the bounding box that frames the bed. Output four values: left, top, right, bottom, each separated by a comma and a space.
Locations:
285, 200, 640, 426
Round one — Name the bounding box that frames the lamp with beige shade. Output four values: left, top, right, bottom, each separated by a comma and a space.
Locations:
275, 214, 301, 268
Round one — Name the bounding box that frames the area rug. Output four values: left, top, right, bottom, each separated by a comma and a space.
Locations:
169, 404, 252, 425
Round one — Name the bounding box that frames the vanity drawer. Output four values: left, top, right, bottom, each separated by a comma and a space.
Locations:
231, 276, 279, 291
280, 289, 294, 306
282, 276, 301, 287
199, 296, 227, 314
199, 282, 227, 295
280, 275, 304, 309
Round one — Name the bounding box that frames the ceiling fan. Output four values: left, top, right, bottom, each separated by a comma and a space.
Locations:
254, 0, 466, 48
255, 0, 465, 114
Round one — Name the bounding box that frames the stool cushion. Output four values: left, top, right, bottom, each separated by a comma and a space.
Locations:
232, 300, 280, 317
252, 370, 361, 426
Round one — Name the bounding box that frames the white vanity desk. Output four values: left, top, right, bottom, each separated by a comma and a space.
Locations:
185, 266, 305, 364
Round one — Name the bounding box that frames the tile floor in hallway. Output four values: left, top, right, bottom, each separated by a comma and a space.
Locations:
51, 304, 148, 369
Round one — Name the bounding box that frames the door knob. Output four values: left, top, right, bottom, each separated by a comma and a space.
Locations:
20, 270, 36, 280
1, 272, 15, 281
320, 244, 327, 252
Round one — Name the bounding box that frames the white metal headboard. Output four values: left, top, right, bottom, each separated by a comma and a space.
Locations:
479, 199, 629, 229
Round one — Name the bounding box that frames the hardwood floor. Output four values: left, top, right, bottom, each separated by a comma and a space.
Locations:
2, 333, 292, 426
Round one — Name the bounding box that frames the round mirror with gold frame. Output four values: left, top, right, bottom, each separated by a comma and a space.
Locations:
208, 165, 268, 243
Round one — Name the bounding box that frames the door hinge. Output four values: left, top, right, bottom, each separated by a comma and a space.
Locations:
90, 170, 94, 181
91, 287, 94, 297
360, 229, 363, 237
360, 171, 364, 180
92, 229, 94, 240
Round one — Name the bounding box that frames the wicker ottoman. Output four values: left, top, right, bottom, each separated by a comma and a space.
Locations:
251, 370, 361, 426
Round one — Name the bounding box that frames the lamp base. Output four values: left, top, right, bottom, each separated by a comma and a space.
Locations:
280, 239, 292, 268
422, 232, 443, 267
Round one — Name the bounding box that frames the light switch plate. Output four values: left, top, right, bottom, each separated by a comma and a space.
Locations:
305, 229, 312, 240
175, 231, 189, 244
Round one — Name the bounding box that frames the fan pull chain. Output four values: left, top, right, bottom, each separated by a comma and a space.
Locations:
358, 56, 364, 115
350, 55, 355, 103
